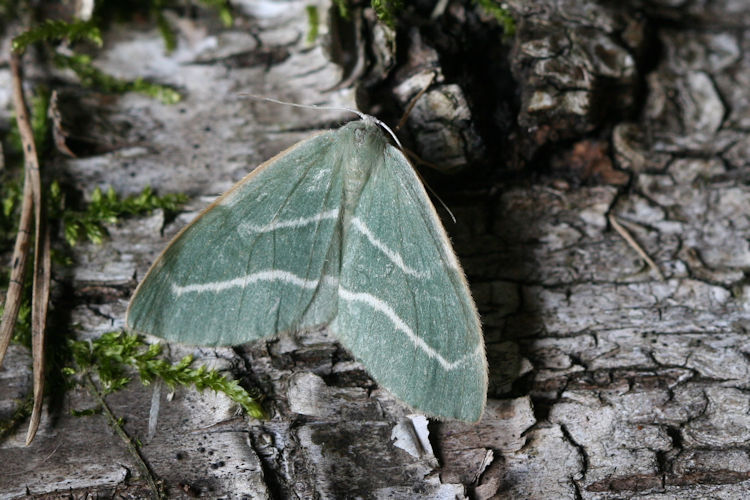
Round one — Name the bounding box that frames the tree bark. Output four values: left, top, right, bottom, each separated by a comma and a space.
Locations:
2, 0, 750, 498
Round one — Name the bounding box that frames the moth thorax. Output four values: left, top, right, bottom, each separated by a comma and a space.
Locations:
342, 167, 368, 217
341, 122, 386, 212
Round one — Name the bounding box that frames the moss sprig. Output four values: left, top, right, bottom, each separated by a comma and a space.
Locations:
372, 0, 402, 29
49, 183, 187, 246
332, 0, 402, 28
0, 176, 24, 237
65, 332, 265, 418
306, 6, 320, 43
7, 89, 51, 158
0, 393, 34, 440
333, 0, 350, 20
475, 0, 516, 36
0, 295, 32, 348
154, 7, 178, 53
11, 19, 103, 54
197, 0, 234, 27
53, 53, 181, 104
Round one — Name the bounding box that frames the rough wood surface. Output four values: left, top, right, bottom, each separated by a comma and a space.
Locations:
2, 0, 750, 498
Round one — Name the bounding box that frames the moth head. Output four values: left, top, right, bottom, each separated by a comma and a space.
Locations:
357, 113, 403, 150
350, 118, 387, 150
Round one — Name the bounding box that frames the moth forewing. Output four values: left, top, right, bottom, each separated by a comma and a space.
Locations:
126, 130, 342, 344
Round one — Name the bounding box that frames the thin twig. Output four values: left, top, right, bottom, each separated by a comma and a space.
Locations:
9, 51, 52, 445
84, 373, 163, 500
396, 72, 436, 131
608, 214, 665, 281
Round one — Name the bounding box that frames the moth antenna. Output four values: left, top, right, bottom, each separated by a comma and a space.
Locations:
239, 93, 364, 118
239, 93, 406, 150
363, 115, 404, 150
422, 178, 457, 224
403, 149, 457, 224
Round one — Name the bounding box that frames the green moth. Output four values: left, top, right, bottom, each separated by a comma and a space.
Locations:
126, 115, 487, 421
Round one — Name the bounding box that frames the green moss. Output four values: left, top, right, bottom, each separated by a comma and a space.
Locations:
197, 0, 234, 27
0, 394, 33, 440
332, 0, 402, 27
306, 5, 320, 43
0, 175, 23, 236
3, 174, 181, 254
7, 89, 51, 157
371, 0, 402, 29
30, 87, 52, 153
332, 0, 350, 20
53, 53, 181, 104
70, 407, 102, 417
474, 0, 516, 36
65, 332, 265, 418
154, 7, 178, 53
0, 296, 32, 348
11, 19, 103, 53
49, 183, 188, 246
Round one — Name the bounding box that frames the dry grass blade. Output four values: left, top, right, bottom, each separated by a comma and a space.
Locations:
0, 169, 34, 367
608, 214, 665, 281
27, 208, 50, 445
9, 52, 52, 445
50, 90, 77, 157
